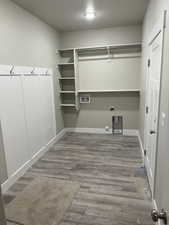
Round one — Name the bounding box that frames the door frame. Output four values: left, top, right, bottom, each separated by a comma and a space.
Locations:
144, 10, 166, 196
0, 186, 6, 225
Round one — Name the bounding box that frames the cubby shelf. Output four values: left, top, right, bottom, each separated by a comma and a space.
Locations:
59, 77, 75, 80
60, 104, 76, 107
58, 63, 74, 66
60, 91, 75, 94
78, 89, 140, 93
57, 48, 79, 110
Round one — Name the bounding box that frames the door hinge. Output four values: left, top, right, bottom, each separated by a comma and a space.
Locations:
146, 106, 149, 114
144, 150, 147, 156
148, 59, 151, 67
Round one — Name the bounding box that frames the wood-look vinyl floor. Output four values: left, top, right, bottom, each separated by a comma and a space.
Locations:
5, 132, 153, 225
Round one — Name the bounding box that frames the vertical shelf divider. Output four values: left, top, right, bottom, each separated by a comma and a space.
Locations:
74, 49, 80, 111
57, 48, 79, 109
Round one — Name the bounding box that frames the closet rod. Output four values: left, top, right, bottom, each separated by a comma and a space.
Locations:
78, 55, 141, 61
59, 42, 142, 52
76, 42, 142, 51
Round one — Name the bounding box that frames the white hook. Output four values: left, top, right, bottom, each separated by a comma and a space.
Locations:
10, 66, 14, 75
46, 69, 49, 75
31, 68, 35, 75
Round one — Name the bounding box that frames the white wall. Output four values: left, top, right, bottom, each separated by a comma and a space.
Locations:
60, 25, 142, 49
78, 57, 141, 91
0, 0, 59, 67
0, 0, 64, 135
60, 25, 142, 130
0, 0, 64, 183
63, 92, 140, 130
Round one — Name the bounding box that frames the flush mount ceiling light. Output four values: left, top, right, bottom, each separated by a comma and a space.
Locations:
84, 11, 96, 20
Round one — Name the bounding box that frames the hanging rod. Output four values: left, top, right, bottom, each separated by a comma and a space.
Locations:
78, 53, 141, 61
76, 42, 142, 52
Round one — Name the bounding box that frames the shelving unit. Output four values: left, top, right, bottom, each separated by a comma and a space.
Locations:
57, 43, 142, 110
57, 49, 79, 110
78, 89, 140, 93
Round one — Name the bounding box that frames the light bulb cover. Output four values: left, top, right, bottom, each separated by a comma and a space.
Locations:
85, 11, 96, 20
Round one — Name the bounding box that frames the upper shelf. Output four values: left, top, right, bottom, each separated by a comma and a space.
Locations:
59, 77, 75, 80
78, 89, 140, 93
77, 43, 142, 56
58, 63, 74, 66
57, 43, 142, 59
57, 48, 74, 64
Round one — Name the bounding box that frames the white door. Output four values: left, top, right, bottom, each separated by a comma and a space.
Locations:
150, 11, 169, 225
145, 16, 165, 193
0, 186, 6, 225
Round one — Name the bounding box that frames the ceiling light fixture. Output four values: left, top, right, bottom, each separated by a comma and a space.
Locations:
85, 10, 96, 20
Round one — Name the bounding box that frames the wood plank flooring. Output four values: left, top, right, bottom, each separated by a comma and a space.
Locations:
4, 132, 153, 225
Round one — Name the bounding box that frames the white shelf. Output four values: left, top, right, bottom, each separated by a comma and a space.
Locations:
77, 43, 141, 52
58, 43, 142, 51
60, 91, 75, 94
57, 48, 75, 51
58, 63, 74, 66
59, 77, 75, 80
60, 104, 76, 107
78, 89, 140, 93
57, 44, 141, 111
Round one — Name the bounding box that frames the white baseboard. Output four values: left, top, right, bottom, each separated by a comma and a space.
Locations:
137, 131, 145, 163
1, 129, 66, 193
66, 127, 139, 136
144, 154, 154, 194
137, 131, 156, 205
137, 131, 154, 193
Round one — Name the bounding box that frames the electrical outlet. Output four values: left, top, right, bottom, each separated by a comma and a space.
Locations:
80, 95, 90, 104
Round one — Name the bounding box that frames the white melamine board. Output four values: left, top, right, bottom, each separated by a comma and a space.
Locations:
22, 76, 43, 156
0, 76, 29, 177
22, 76, 56, 157
39, 76, 56, 145
0, 65, 13, 75
0, 65, 52, 76
13, 66, 33, 75
78, 58, 141, 91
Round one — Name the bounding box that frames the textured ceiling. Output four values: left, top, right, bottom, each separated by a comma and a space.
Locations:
12, 0, 149, 32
